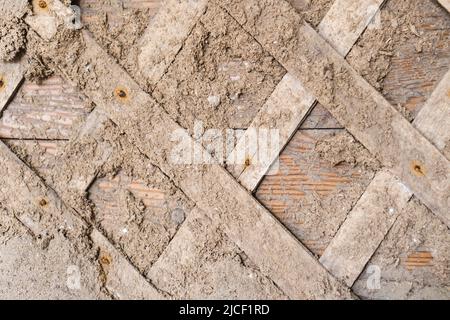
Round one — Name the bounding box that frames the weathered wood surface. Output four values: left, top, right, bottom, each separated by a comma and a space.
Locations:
84, 29, 354, 298
228, 0, 384, 192
255, 129, 375, 256
26, 0, 353, 294
319, 170, 413, 286
0, 76, 92, 140
0, 61, 24, 114
414, 69, 450, 159
438, 0, 450, 13
227, 73, 315, 191
220, 0, 450, 227
136, 0, 208, 89
0, 140, 162, 299
318, 0, 385, 56
1, 0, 445, 271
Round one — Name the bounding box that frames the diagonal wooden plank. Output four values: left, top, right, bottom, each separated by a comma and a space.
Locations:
227, 0, 384, 192
226, 73, 315, 190
438, 0, 450, 13
319, 66, 450, 286
219, 0, 450, 228
0, 139, 164, 299
0, 61, 24, 114
87, 29, 356, 299
135, 0, 208, 90
26, 4, 354, 296
413, 69, 450, 160
318, 0, 385, 57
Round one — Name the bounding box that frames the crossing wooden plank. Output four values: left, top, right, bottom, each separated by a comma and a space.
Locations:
226, 73, 315, 191
312, 40, 450, 288
0, 138, 164, 299
135, 0, 208, 90
219, 0, 450, 228
318, 0, 385, 57
319, 170, 413, 286
83, 29, 354, 299
0, 61, 24, 114
228, 0, 384, 192
414, 69, 450, 159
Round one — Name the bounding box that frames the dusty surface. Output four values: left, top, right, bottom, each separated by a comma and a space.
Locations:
353, 198, 450, 300
287, 0, 334, 27
257, 130, 378, 256
83, 7, 152, 83
0, 17, 28, 62
153, 4, 286, 132
0, 144, 106, 299
0, 0, 449, 300
148, 210, 288, 299
347, 0, 450, 118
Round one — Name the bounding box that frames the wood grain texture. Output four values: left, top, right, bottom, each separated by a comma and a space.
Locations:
319, 170, 413, 286
0, 76, 92, 139
228, 0, 384, 192
255, 129, 375, 256
31, 16, 352, 297
380, 1, 450, 117
414, 69, 450, 159
0, 140, 162, 299
227, 73, 315, 191
221, 0, 450, 227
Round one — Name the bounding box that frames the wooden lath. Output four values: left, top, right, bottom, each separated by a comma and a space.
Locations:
0, 0, 448, 299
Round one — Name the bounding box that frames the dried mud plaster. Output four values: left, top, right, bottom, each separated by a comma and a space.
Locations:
0, 143, 106, 299
353, 198, 450, 300
26, 6, 352, 298
315, 131, 380, 171
148, 210, 288, 299
83, 8, 152, 87
153, 4, 285, 132
0, 17, 28, 62
287, 0, 334, 27
218, 0, 450, 225
282, 131, 379, 256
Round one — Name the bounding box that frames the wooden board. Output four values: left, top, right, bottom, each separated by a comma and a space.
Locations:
255, 129, 375, 256
318, 0, 385, 56
220, 0, 450, 227
0, 140, 162, 299
414, 69, 450, 159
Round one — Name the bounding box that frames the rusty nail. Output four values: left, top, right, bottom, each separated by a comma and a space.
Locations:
38, 0, 47, 9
